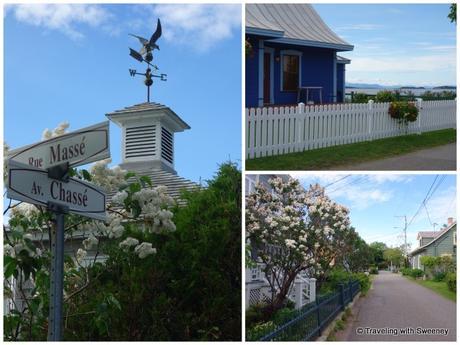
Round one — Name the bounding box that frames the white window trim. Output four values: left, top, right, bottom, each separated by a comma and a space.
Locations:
280, 50, 302, 92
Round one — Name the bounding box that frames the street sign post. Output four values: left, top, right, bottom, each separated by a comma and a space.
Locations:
6, 121, 110, 341
8, 121, 110, 170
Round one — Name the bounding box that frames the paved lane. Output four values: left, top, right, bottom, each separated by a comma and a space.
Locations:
339, 271, 456, 341
333, 143, 456, 171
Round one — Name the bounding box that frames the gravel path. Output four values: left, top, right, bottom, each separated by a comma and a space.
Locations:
332, 143, 456, 171
338, 271, 456, 341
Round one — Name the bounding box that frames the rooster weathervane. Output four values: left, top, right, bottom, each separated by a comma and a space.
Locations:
128, 18, 167, 102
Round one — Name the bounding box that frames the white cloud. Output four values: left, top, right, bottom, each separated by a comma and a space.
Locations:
152, 4, 241, 52
348, 53, 456, 73
8, 4, 111, 40
411, 185, 457, 227
337, 24, 383, 31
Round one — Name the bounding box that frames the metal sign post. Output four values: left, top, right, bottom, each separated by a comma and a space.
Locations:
47, 202, 68, 341
6, 121, 110, 341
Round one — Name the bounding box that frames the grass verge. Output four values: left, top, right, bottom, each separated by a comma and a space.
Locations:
403, 276, 456, 302
246, 129, 456, 170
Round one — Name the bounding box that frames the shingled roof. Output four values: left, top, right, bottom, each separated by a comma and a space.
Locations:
246, 4, 353, 51
107, 168, 200, 206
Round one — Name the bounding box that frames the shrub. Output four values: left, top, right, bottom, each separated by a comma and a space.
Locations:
446, 273, 456, 292
246, 303, 268, 329
420, 256, 439, 268
433, 272, 447, 282
246, 321, 275, 341
272, 307, 297, 326
356, 273, 371, 293
351, 93, 368, 103
375, 90, 397, 102
369, 266, 379, 275
409, 268, 424, 278
388, 101, 418, 123
401, 268, 411, 276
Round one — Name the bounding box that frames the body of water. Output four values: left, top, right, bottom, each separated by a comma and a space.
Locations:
345, 88, 456, 96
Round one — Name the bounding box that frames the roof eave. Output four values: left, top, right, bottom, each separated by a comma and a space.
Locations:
267, 37, 354, 52
246, 27, 285, 38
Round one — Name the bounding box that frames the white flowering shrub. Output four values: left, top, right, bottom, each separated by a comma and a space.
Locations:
3, 124, 178, 340
246, 177, 353, 312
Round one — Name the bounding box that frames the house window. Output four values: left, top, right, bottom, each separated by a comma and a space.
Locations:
280, 51, 301, 92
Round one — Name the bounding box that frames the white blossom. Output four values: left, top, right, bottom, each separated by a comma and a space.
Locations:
76, 248, 87, 264
134, 242, 157, 259
83, 234, 99, 250
119, 237, 139, 250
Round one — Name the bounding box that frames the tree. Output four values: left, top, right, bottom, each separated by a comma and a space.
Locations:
369, 242, 387, 268
340, 229, 373, 272
383, 247, 404, 269
4, 124, 241, 340
246, 178, 353, 315
448, 4, 456, 23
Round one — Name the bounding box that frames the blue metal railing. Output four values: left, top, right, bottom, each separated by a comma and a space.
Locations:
257, 280, 361, 341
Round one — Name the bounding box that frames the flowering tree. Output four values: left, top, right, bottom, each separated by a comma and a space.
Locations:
246, 177, 353, 313
3, 124, 176, 340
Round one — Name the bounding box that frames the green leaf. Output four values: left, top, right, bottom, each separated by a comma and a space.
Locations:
129, 182, 141, 194
4, 257, 17, 278
124, 172, 136, 180
139, 175, 152, 187
81, 169, 92, 181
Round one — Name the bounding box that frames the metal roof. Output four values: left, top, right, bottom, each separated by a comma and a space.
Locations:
416, 231, 439, 240
410, 222, 457, 256
337, 55, 351, 64
246, 4, 353, 51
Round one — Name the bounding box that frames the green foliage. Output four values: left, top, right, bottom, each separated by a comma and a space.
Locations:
420, 255, 439, 268
246, 321, 275, 341
446, 272, 456, 292
246, 303, 267, 329
375, 90, 398, 102
353, 273, 371, 294
5, 163, 241, 341
351, 93, 368, 103
334, 319, 345, 331
409, 268, 424, 278
433, 272, 447, 282
388, 101, 418, 125
401, 268, 411, 276
369, 266, 379, 275
448, 4, 456, 23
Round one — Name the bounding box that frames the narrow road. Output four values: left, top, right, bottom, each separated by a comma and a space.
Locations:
333, 143, 456, 171
337, 271, 456, 341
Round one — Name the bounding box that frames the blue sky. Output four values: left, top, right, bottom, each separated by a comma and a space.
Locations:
314, 4, 456, 86
4, 4, 241, 183
290, 173, 456, 251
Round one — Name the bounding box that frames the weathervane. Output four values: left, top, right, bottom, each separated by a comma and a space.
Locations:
128, 18, 167, 102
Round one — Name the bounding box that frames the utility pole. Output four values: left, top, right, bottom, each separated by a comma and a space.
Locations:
395, 215, 407, 255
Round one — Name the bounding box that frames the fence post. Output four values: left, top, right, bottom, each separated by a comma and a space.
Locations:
316, 297, 322, 336
367, 100, 374, 140
297, 102, 305, 145
416, 97, 422, 134
295, 279, 303, 309
349, 280, 353, 302
309, 278, 316, 303
339, 283, 345, 311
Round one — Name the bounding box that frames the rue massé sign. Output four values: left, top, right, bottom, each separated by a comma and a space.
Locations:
8, 121, 110, 170
8, 162, 106, 221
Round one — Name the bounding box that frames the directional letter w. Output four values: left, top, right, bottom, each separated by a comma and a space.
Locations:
129, 69, 137, 77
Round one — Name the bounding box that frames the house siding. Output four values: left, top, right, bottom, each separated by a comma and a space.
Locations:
246, 35, 337, 107
336, 64, 345, 103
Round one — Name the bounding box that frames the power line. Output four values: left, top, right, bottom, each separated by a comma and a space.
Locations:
323, 175, 352, 189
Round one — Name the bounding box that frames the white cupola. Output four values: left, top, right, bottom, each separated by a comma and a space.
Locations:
106, 102, 190, 174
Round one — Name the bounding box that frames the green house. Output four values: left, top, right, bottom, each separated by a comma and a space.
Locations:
410, 219, 456, 269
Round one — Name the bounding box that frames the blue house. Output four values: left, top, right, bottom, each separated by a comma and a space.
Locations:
246, 4, 353, 108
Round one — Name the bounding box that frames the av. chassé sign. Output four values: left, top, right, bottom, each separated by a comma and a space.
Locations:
8, 161, 107, 221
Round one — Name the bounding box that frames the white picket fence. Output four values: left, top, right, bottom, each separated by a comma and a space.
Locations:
246, 99, 456, 159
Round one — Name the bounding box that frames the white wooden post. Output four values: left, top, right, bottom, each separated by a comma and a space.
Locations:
297, 102, 305, 145
416, 97, 422, 135
367, 100, 374, 140
309, 278, 316, 302
294, 279, 303, 309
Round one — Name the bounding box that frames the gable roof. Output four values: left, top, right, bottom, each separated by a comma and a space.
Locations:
337, 55, 351, 64
416, 231, 439, 240
410, 222, 456, 256
246, 4, 353, 51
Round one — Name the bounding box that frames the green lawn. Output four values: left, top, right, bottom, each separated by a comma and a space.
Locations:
404, 276, 456, 302
246, 129, 456, 170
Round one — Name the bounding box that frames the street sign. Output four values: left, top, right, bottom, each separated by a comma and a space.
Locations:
8, 121, 110, 170
8, 162, 106, 221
